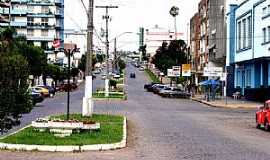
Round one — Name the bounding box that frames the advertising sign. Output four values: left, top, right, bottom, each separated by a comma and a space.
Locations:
203, 67, 223, 77
182, 64, 191, 77
167, 68, 181, 77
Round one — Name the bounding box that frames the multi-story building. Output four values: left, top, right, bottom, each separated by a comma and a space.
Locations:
145, 25, 183, 58
190, 13, 201, 85
0, 1, 10, 23
198, 0, 209, 75
0, 0, 64, 61
208, 0, 226, 68
226, 0, 270, 100
190, 0, 227, 85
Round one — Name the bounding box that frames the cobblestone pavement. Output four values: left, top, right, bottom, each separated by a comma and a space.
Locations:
1, 64, 270, 160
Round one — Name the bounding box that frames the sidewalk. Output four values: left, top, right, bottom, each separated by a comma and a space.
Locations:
191, 95, 263, 109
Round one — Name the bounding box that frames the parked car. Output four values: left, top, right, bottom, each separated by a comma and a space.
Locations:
93, 70, 101, 74
114, 74, 120, 79
101, 74, 107, 80
256, 100, 270, 130
144, 82, 160, 92
57, 83, 78, 92
152, 84, 169, 94
139, 66, 145, 71
30, 91, 44, 105
37, 85, 56, 97
130, 73, 136, 78
29, 86, 49, 97
160, 88, 191, 98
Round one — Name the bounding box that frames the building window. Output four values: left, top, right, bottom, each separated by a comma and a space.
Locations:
247, 16, 252, 47
41, 29, 48, 37
246, 69, 251, 87
263, 7, 267, 16
242, 19, 246, 48
27, 6, 34, 13
41, 6, 49, 14
268, 26, 270, 42
27, 29, 34, 36
238, 21, 241, 50
263, 28, 267, 43
41, 18, 48, 26
27, 17, 34, 26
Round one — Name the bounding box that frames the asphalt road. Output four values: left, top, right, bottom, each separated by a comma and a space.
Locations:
1, 64, 270, 160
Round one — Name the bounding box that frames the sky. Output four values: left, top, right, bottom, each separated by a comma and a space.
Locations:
64, 0, 240, 52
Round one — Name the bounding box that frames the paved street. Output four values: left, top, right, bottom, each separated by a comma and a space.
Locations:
1, 64, 270, 160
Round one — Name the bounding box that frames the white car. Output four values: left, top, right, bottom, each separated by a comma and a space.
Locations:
139, 66, 145, 71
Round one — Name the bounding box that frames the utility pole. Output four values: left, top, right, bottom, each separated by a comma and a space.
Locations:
96, 5, 118, 97
114, 38, 117, 72
82, 0, 94, 116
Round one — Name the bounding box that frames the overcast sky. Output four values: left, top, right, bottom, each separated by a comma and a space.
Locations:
64, 0, 240, 51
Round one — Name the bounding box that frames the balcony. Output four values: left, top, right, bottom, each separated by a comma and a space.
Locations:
11, 21, 27, 27
27, 12, 54, 18
28, 0, 54, 6
27, 36, 54, 41
27, 23, 55, 29
0, 8, 27, 15
11, 0, 28, 3
54, 0, 63, 6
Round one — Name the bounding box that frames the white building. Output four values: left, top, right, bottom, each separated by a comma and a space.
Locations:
145, 25, 183, 57
0, 0, 64, 61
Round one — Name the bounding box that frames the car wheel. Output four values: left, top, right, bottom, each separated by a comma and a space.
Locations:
265, 120, 270, 131
256, 122, 260, 129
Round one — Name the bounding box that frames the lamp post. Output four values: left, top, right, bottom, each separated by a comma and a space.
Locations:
111, 32, 133, 73
57, 47, 80, 120
169, 6, 179, 40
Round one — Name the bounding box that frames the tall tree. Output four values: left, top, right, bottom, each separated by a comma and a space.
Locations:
0, 28, 33, 133
152, 40, 188, 73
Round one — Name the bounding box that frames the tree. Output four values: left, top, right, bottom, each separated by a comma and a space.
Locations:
0, 54, 32, 133
152, 40, 188, 74
78, 54, 97, 74
118, 58, 126, 73
71, 67, 79, 82
0, 28, 42, 133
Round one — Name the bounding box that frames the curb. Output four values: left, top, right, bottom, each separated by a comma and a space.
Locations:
0, 117, 127, 152
191, 98, 257, 109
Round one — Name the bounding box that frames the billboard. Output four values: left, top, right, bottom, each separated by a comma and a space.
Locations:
167, 66, 181, 77
182, 64, 191, 77
203, 67, 223, 77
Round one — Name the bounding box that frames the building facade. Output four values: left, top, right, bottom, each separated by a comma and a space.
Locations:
0, 0, 64, 61
190, 13, 201, 85
190, 0, 227, 85
227, 0, 270, 101
145, 25, 183, 57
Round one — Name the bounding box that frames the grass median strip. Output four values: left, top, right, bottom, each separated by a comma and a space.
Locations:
0, 114, 123, 146
93, 92, 127, 100
145, 69, 161, 83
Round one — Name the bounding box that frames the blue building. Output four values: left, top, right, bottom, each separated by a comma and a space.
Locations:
227, 0, 270, 101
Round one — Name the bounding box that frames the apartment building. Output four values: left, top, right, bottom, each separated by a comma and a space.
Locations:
190, 13, 201, 85
0, 0, 64, 61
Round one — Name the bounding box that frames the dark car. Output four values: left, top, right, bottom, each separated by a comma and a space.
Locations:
169, 88, 191, 98
37, 85, 56, 97
144, 82, 160, 92
30, 91, 44, 105
130, 73, 136, 78
58, 83, 78, 92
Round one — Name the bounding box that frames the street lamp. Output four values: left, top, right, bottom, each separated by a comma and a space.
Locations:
56, 47, 80, 120
111, 32, 133, 73
169, 6, 179, 40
